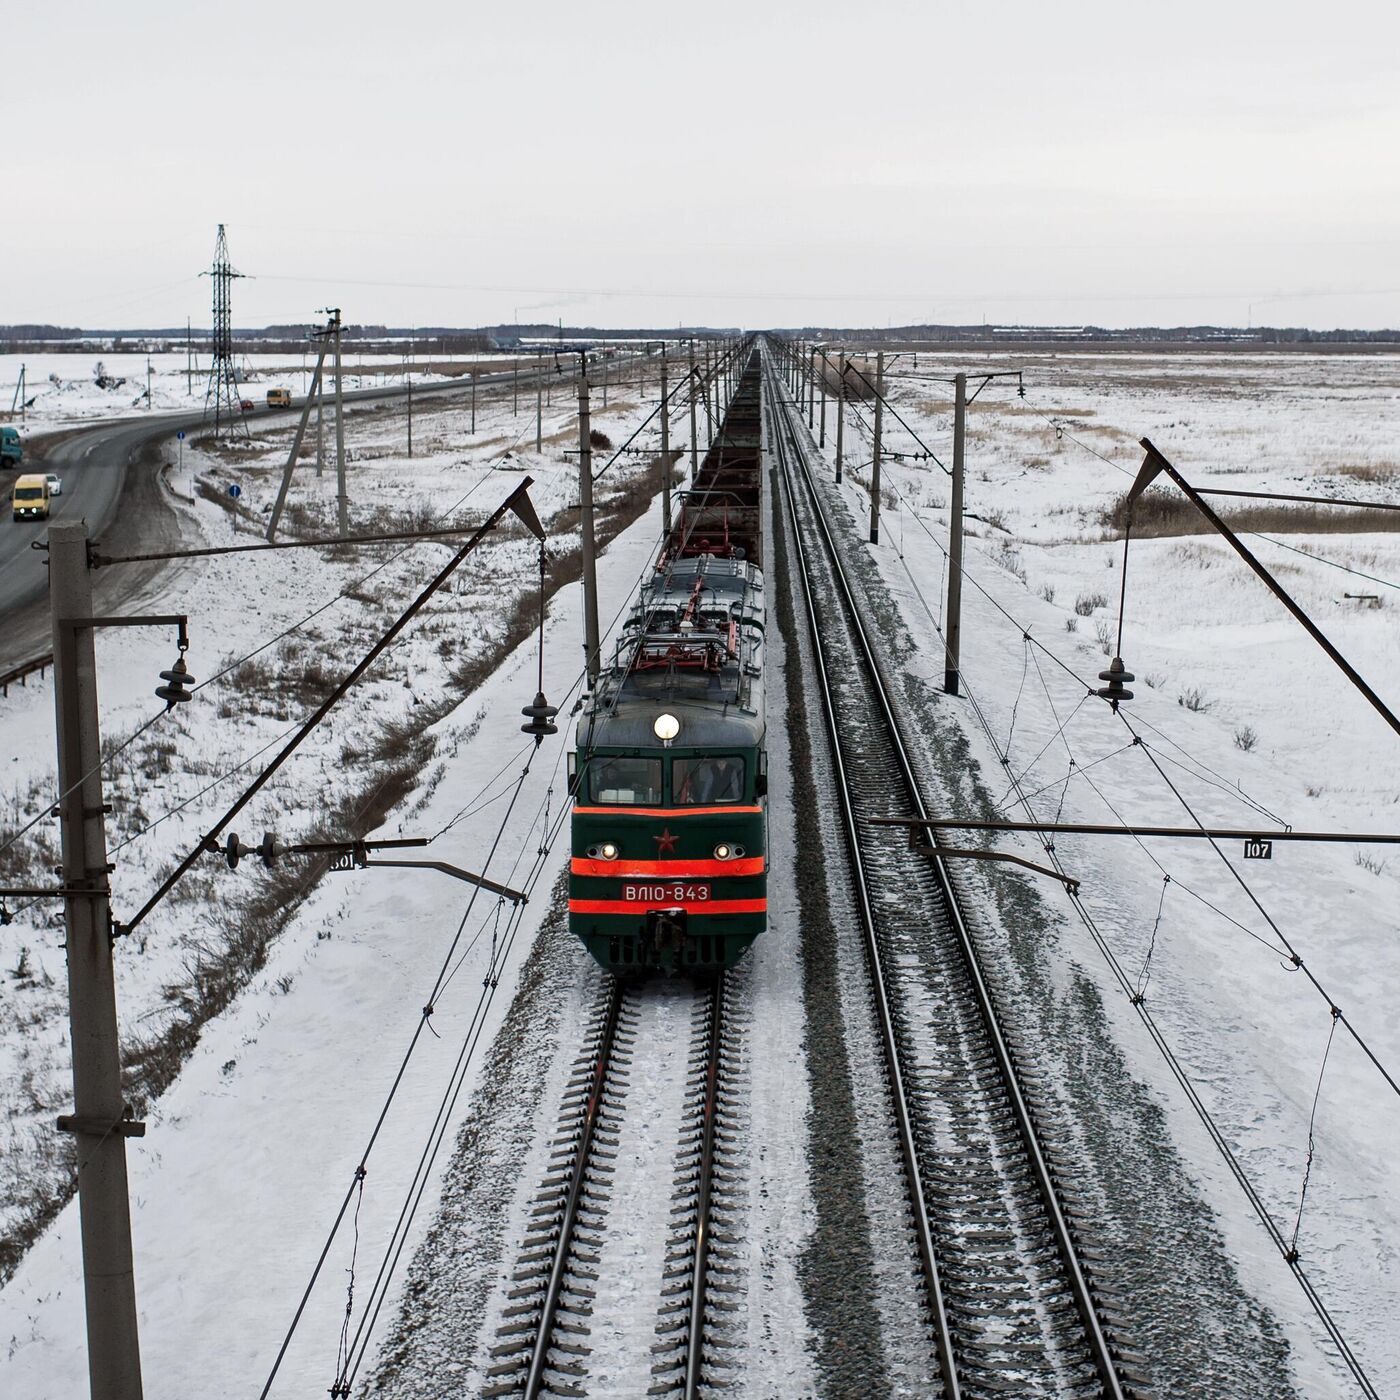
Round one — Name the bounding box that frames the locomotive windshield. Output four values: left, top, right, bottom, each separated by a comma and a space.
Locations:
674, 755, 746, 804
588, 755, 663, 805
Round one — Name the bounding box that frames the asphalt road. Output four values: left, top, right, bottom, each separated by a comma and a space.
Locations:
0, 362, 575, 665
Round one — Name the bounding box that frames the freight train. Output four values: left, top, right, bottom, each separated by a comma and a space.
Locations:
569, 349, 767, 973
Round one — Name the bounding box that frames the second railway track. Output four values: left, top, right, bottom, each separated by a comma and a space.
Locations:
765, 344, 1142, 1399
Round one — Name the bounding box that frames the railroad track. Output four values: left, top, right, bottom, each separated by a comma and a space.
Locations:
484, 973, 739, 1399
765, 345, 1142, 1399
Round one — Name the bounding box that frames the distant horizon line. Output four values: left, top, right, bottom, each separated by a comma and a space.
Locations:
2, 321, 1399, 343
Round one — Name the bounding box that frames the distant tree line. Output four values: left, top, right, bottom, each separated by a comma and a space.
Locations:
0, 324, 738, 354
783, 323, 1400, 344
8, 321, 1392, 354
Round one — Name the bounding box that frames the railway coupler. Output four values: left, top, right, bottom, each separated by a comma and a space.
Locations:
648, 908, 689, 969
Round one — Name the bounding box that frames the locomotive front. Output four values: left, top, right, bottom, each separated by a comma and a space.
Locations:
569, 558, 768, 973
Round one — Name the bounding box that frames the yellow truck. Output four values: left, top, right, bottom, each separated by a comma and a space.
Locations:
12, 473, 50, 521
266, 387, 292, 409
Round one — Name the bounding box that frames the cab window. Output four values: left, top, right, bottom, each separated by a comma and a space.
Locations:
673, 755, 746, 805
14, 485, 43, 501
588, 756, 662, 805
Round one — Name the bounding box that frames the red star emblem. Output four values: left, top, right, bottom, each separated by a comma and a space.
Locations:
653, 827, 679, 855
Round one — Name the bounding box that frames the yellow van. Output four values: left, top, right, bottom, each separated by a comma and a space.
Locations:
12, 473, 50, 522
266, 388, 292, 409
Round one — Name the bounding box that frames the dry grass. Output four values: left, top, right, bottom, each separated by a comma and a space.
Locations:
822, 361, 879, 401
1101, 487, 1400, 539
1333, 462, 1399, 483
990, 541, 1027, 583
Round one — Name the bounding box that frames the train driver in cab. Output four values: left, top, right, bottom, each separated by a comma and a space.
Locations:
679, 754, 744, 804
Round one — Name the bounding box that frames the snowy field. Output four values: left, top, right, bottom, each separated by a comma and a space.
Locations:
1, 345, 1398, 1397
823, 347, 1400, 1397
0, 350, 555, 426
0, 362, 685, 1395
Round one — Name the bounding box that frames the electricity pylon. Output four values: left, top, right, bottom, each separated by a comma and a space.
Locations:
201, 224, 248, 438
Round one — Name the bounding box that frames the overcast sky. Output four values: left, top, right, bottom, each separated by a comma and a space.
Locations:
4, 0, 1398, 331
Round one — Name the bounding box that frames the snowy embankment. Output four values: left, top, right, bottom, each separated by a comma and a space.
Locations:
0, 364, 679, 1395
826, 349, 1400, 1397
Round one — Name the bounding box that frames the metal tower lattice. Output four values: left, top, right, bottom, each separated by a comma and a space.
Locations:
201, 224, 248, 437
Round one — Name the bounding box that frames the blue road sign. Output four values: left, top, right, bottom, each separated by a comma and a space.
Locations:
228, 484, 242, 499
177, 430, 185, 440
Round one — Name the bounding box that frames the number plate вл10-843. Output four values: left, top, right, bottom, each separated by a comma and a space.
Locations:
622, 883, 712, 903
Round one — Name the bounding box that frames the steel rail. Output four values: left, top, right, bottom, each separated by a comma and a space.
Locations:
766, 344, 1126, 1398
764, 357, 962, 1400
524, 978, 623, 1398
684, 974, 725, 1399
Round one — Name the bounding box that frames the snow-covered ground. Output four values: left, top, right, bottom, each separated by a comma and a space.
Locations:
822, 348, 1400, 1396
0, 364, 686, 1394
3, 344, 1398, 1397
0, 350, 555, 427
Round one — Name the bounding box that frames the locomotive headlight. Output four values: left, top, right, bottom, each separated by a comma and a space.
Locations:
653, 712, 681, 743
714, 843, 731, 861
599, 842, 618, 860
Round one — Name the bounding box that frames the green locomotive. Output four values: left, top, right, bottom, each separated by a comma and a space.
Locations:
569, 355, 766, 973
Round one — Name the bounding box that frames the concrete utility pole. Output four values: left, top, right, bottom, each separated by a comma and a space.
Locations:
602, 355, 609, 409
146, 357, 153, 410
535, 355, 543, 453
331, 311, 347, 535
807, 348, 815, 428
688, 339, 699, 480
513, 363, 518, 415
470, 369, 477, 434
818, 350, 828, 447
315, 362, 325, 478
945, 371, 967, 695
660, 347, 671, 535
49, 521, 145, 1400
869, 351, 884, 545
578, 371, 601, 688
266, 338, 329, 540
703, 342, 714, 445
834, 355, 846, 484
185, 318, 193, 397
407, 373, 413, 458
